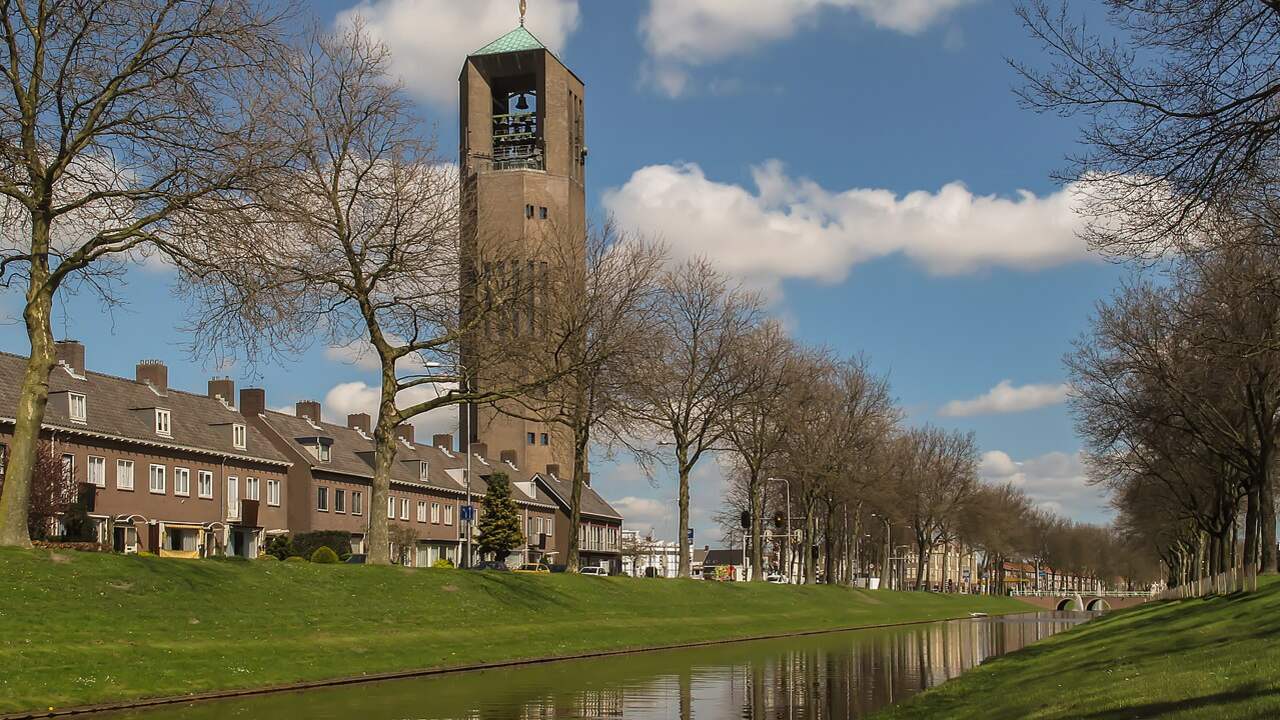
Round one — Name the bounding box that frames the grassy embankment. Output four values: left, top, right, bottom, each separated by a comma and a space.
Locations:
878, 577, 1280, 719
0, 547, 1031, 714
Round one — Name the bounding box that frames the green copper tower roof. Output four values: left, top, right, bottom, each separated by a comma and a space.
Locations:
471, 26, 546, 56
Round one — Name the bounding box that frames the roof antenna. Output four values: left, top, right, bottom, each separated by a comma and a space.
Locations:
520, 0, 527, 26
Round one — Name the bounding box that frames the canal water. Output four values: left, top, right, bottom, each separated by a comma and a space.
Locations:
101, 612, 1092, 720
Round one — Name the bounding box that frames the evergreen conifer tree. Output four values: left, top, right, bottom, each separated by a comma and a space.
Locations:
477, 473, 525, 563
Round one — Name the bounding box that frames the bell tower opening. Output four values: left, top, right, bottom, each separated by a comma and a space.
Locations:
491, 76, 541, 171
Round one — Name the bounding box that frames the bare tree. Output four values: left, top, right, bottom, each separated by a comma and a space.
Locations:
721, 320, 800, 581
893, 426, 979, 591
507, 223, 665, 571
1014, 1, 1280, 258
193, 24, 548, 565
0, 0, 296, 548
633, 258, 760, 578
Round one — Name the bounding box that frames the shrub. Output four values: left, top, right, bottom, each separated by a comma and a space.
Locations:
310, 546, 339, 564
259, 554, 279, 562
136, 551, 155, 558
265, 534, 293, 560
285, 555, 306, 563
431, 558, 455, 569
291, 531, 352, 560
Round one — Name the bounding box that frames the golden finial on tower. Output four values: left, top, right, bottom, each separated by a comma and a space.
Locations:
520, 0, 527, 26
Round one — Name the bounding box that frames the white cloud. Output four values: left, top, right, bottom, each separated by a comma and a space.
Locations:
940, 380, 1072, 417
602, 161, 1090, 293
641, 0, 974, 96
336, 0, 581, 106
980, 450, 1111, 523
612, 496, 670, 528
323, 380, 458, 440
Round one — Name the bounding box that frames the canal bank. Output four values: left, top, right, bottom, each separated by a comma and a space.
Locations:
0, 548, 1033, 716
875, 577, 1280, 719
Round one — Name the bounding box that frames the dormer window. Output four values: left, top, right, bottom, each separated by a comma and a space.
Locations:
155, 408, 171, 437
315, 442, 331, 462
419, 461, 429, 481
68, 393, 86, 422
232, 423, 247, 450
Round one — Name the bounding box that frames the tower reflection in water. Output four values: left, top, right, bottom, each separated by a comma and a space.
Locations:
103, 613, 1089, 720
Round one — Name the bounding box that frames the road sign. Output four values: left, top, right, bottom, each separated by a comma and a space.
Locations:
460, 505, 475, 522
687, 528, 694, 541
963, 569, 971, 580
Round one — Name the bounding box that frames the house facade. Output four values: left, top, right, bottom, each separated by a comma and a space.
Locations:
0, 342, 291, 558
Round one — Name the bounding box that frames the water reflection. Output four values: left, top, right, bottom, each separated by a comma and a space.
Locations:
103, 612, 1091, 720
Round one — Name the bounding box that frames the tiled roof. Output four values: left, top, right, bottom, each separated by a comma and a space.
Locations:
0, 352, 288, 465
702, 549, 745, 567
534, 472, 623, 520
472, 26, 546, 56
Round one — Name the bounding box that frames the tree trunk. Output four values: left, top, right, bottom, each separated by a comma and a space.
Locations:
823, 502, 836, 584
915, 536, 928, 591
1244, 486, 1260, 574
1261, 467, 1277, 573
749, 468, 764, 581
0, 268, 57, 549
677, 448, 692, 578
367, 390, 399, 565
566, 422, 590, 572
940, 542, 950, 593
803, 502, 817, 584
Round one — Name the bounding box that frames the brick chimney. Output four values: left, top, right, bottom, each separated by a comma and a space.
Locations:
394, 424, 415, 445
583, 471, 591, 487
55, 340, 85, 376
470, 442, 488, 459
432, 434, 453, 451
135, 360, 167, 393
347, 413, 371, 434
500, 449, 517, 466
545, 463, 560, 478
208, 378, 235, 406
240, 388, 266, 416
295, 400, 321, 424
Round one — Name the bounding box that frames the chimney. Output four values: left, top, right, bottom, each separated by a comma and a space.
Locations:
208, 378, 235, 406
545, 463, 560, 478
470, 442, 488, 459
347, 413, 371, 434
432, 434, 453, 451
295, 400, 321, 424
135, 360, 168, 393
583, 471, 591, 487
395, 424, 415, 445
55, 340, 85, 376
240, 388, 266, 416
500, 449, 517, 466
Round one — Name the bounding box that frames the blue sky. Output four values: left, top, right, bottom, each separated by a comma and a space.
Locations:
1, 0, 1124, 543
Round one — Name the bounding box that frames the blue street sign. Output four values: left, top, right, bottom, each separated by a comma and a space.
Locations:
460, 505, 475, 522
687, 528, 694, 541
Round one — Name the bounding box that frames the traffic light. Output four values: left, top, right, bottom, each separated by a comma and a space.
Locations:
773, 511, 785, 529
811, 544, 820, 561
739, 510, 751, 529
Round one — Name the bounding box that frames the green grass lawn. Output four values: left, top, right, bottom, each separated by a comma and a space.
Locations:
0, 548, 1031, 714
877, 577, 1280, 719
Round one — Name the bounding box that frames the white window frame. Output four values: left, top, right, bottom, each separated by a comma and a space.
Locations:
400, 498, 409, 521
316, 486, 328, 512
148, 464, 166, 494
60, 453, 74, 483
87, 455, 105, 488
334, 488, 345, 514
444, 504, 454, 526
155, 408, 171, 437
266, 478, 280, 507
68, 392, 87, 422
232, 423, 247, 450
245, 476, 259, 501
416, 501, 427, 523
352, 491, 363, 516
387, 496, 395, 519
174, 467, 191, 497
431, 502, 441, 524
317, 443, 331, 462
116, 459, 134, 490
198, 470, 214, 499
419, 461, 429, 481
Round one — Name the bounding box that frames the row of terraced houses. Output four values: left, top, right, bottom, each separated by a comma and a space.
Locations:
0, 340, 624, 572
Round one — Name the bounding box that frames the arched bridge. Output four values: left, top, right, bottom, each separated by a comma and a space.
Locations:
1010, 590, 1153, 612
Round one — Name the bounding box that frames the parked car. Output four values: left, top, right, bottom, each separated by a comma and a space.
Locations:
766, 573, 788, 584
470, 560, 509, 571
344, 554, 366, 565
578, 566, 608, 576
514, 563, 551, 574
